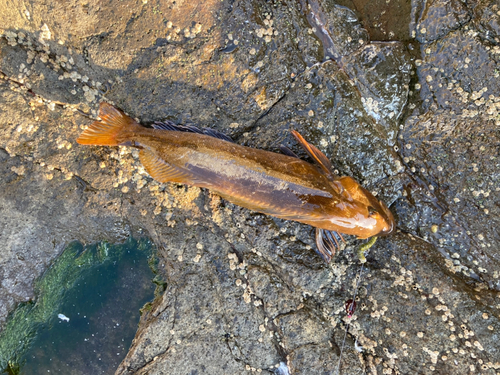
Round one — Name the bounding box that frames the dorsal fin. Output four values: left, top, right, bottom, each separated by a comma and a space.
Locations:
151, 120, 186, 131
139, 148, 197, 184
152, 121, 234, 143
201, 128, 234, 143
291, 130, 334, 176
279, 145, 300, 158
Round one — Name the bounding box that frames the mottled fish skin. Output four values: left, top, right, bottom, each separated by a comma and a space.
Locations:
77, 103, 395, 261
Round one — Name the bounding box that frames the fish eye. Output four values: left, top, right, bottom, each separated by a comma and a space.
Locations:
368, 206, 377, 216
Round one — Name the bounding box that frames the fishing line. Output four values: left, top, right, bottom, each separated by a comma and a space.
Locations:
336, 261, 365, 375
335, 237, 377, 375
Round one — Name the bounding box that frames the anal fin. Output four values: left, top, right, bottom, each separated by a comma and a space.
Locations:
139, 149, 194, 184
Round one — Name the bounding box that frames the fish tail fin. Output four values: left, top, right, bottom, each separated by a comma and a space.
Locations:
77, 102, 139, 146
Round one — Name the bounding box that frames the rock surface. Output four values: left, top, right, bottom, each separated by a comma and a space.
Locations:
0, 0, 499, 374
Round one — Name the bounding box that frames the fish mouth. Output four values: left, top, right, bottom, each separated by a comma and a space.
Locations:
379, 204, 395, 236
378, 220, 395, 236
372, 200, 395, 236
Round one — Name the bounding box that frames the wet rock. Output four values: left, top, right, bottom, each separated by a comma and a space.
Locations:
403, 26, 500, 291
416, 29, 500, 112
335, 0, 414, 42
401, 110, 500, 290
342, 41, 412, 141
302, 0, 369, 60
410, 0, 471, 43
251, 60, 403, 184
474, 0, 500, 43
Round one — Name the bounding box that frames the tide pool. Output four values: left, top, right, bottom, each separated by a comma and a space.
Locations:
0, 237, 157, 374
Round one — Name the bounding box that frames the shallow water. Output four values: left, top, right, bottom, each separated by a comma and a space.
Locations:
9, 239, 155, 375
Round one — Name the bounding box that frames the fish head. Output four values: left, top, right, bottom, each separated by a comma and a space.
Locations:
335, 176, 395, 238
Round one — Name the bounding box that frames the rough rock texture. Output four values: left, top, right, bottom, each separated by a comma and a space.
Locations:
0, 0, 499, 374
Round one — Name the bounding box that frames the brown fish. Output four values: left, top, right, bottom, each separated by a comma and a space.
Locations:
77, 103, 394, 262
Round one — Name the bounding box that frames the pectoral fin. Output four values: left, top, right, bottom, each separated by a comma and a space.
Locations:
315, 228, 344, 263
279, 145, 300, 158
139, 148, 195, 184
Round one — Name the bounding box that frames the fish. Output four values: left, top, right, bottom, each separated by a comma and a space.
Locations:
77, 102, 395, 262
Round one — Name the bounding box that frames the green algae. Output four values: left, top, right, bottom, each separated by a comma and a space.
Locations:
0, 237, 156, 372
2, 361, 20, 375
